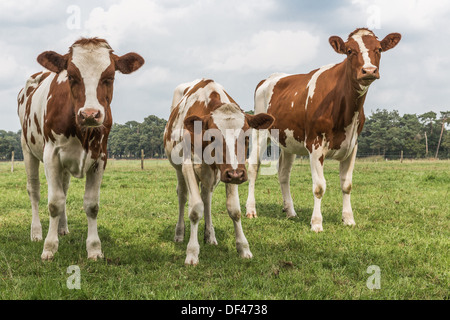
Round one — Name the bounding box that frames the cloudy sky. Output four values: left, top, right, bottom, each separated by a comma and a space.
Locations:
1, 0, 449, 132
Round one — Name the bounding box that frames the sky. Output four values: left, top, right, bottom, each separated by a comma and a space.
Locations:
1, 0, 449, 132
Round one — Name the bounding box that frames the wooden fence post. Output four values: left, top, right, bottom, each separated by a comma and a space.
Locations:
11, 151, 15, 172
435, 118, 446, 159
400, 150, 403, 163
141, 149, 144, 170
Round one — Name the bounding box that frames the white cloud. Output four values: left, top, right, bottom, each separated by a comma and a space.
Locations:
208, 30, 320, 72
350, 0, 450, 32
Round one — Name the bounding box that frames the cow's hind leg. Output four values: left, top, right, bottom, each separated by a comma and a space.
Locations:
58, 170, 70, 236
174, 169, 187, 242
340, 145, 357, 226
202, 183, 217, 245
278, 150, 297, 218
23, 140, 42, 241
227, 184, 252, 259
245, 129, 267, 218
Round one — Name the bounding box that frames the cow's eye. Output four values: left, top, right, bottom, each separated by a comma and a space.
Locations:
102, 77, 114, 85
68, 75, 78, 84
347, 49, 353, 55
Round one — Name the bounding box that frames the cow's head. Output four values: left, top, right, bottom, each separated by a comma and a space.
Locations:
329, 28, 401, 86
37, 38, 144, 128
184, 104, 274, 184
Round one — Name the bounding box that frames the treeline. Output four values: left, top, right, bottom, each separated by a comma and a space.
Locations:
1, 109, 449, 161
0, 130, 23, 160
358, 109, 450, 159
107, 115, 167, 159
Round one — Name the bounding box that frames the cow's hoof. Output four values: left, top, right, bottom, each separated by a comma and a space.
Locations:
174, 235, 184, 243
41, 251, 54, 261
58, 228, 70, 236
237, 243, 253, 259
87, 252, 104, 261
246, 211, 257, 219
311, 224, 324, 233
185, 255, 199, 266
342, 213, 356, 226
31, 225, 42, 242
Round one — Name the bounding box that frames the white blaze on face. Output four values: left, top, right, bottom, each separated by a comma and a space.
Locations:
71, 45, 112, 117
351, 30, 377, 69
305, 64, 336, 110
57, 70, 68, 84
211, 104, 245, 170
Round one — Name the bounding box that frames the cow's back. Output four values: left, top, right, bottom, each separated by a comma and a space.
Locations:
18, 71, 57, 161
164, 79, 235, 149
255, 72, 314, 153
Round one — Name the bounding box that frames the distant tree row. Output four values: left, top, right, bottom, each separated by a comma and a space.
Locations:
358, 109, 450, 159
1, 110, 449, 161
0, 130, 23, 160
107, 115, 167, 159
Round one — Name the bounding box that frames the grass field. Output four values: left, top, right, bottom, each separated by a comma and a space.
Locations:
0, 159, 448, 300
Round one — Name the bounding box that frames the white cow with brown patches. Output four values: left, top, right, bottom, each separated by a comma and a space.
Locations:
164, 79, 274, 265
246, 28, 401, 232
18, 38, 144, 260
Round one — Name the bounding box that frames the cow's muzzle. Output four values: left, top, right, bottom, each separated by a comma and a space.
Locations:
222, 168, 247, 184
358, 67, 380, 84
78, 108, 103, 127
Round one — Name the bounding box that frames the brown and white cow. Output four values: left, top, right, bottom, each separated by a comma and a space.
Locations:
164, 79, 274, 265
18, 38, 144, 260
246, 28, 401, 232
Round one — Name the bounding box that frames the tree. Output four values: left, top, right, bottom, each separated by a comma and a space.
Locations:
107, 115, 167, 159
435, 111, 450, 158
0, 130, 23, 160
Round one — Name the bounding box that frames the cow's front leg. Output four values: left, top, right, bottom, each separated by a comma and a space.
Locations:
309, 148, 326, 233
22, 140, 42, 242
226, 184, 252, 259
340, 145, 357, 226
84, 164, 104, 260
278, 150, 297, 218
174, 169, 187, 242
41, 155, 66, 260
182, 163, 203, 265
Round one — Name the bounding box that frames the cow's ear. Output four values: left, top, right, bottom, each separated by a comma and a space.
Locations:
245, 113, 275, 130
184, 115, 208, 134
380, 33, 401, 52
329, 36, 346, 54
113, 53, 145, 74
37, 51, 68, 73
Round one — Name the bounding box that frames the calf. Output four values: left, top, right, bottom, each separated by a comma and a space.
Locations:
164, 79, 274, 265
246, 28, 401, 232
18, 38, 144, 260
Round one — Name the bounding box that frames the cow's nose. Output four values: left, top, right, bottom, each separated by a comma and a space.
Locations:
80, 109, 101, 120
361, 67, 378, 77
227, 170, 243, 180
225, 169, 247, 184
79, 108, 102, 126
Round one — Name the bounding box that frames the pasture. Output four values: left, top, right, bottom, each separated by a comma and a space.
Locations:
0, 159, 448, 300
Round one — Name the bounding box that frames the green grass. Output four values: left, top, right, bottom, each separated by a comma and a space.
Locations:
0, 159, 448, 300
